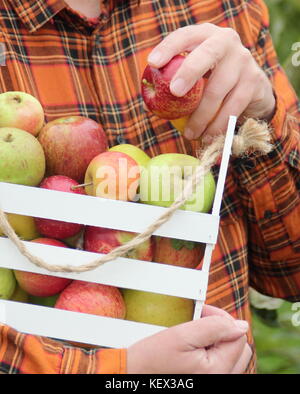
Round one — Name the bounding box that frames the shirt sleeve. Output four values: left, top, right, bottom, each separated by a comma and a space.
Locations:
233, 0, 300, 300
0, 323, 127, 374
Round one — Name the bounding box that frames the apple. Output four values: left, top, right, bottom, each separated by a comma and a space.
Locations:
55, 280, 126, 319
153, 236, 205, 269
0, 213, 40, 240
84, 151, 140, 202
109, 144, 151, 169
29, 294, 59, 307
0, 268, 16, 300
0, 127, 46, 186
141, 54, 204, 120
38, 116, 108, 182
10, 284, 29, 303
0, 91, 45, 136
34, 175, 85, 240
139, 153, 216, 212
14, 238, 72, 297
123, 289, 194, 327
84, 226, 154, 261
170, 116, 189, 134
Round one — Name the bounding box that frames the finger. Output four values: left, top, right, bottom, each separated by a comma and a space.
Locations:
147, 23, 219, 68
201, 304, 235, 320
175, 315, 249, 350
169, 35, 230, 97
201, 79, 254, 145
206, 334, 248, 374
183, 56, 242, 139
230, 343, 253, 374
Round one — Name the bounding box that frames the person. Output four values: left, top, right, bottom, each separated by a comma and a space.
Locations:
0, 0, 299, 374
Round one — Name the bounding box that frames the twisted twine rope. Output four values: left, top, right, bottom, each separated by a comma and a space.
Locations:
0, 118, 273, 274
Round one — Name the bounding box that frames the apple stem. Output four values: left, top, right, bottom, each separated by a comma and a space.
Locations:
4, 133, 13, 142
142, 78, 152, 87
71, 182, 93, 190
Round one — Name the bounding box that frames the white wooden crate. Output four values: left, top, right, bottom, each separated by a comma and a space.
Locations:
0, 116, 237, 348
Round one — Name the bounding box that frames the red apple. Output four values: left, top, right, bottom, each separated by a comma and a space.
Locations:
38, 116, 108, 182
84, 151, 140, 202
84, 226, 154, 261
153, 236, 205, 269
0, 92, 45, 136
141, 54, 205, 120
34, 175, 85, 239
14, 238, 72, 297
55, 280, 126, 319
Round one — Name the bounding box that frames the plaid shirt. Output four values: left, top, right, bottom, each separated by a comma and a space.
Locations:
0, 0, 300, 374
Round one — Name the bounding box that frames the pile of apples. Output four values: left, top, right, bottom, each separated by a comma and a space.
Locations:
0, 56, 216, 331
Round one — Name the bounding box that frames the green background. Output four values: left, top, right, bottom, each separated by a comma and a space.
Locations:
252, 0, 300, 374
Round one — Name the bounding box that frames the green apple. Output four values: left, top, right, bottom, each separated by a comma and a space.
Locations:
123, 289, 194, 327
0, 268, 16, 300
139, 153, 215, 212
10, 284, 29, 303
109, 144, 151, 169
0, 127, 46, 186
0, 91, 45, 137
29, 294, 59, 307
0, 213, 40, 240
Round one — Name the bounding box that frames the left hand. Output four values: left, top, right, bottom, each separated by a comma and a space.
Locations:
147, 24, 276, 143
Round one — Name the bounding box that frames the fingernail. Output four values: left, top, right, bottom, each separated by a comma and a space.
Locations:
234, 320, 249, 331
184, 128, 194, 140
170, 78, 187, 96
148, 51, 162, 66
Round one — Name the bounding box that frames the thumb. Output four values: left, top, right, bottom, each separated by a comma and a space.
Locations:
175, 315, 249, 350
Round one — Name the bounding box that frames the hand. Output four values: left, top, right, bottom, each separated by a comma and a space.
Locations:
147, 24, 276, 143
127, 304, 252, 374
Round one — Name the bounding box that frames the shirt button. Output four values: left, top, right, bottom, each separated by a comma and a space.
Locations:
264, 210, 273, 220
116, 135, 126, 144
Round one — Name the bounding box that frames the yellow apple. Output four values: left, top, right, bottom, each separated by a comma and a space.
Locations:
109, 144, 151, 169
123, 289, 194, 327
0, 213, 40, 240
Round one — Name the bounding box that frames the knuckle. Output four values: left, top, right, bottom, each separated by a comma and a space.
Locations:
239, 47, 252, 64
201, 45, 222, 64
223, 27, 241, 43
203, 84, 220, 100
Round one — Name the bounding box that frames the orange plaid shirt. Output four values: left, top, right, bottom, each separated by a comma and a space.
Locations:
0, 0, 300, 374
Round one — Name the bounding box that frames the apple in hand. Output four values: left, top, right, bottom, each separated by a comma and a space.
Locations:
0, 213, 40, 240
34, 175, 85, 240
84, 226, 154, 262
0, 91, 45, 136
153, 236, 205, 269
38, 116, 108, 182
139, 153, 216, 212
123, 289, 194, 327
84, 151, 140, 202
55, 280, 126, 319
141, 54, 204, 120
0, 127, 45, 186
14, 238, 72, 297
109, 144, 151, 169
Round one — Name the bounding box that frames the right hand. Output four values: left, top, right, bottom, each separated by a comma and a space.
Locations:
127, 304, 252, 374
